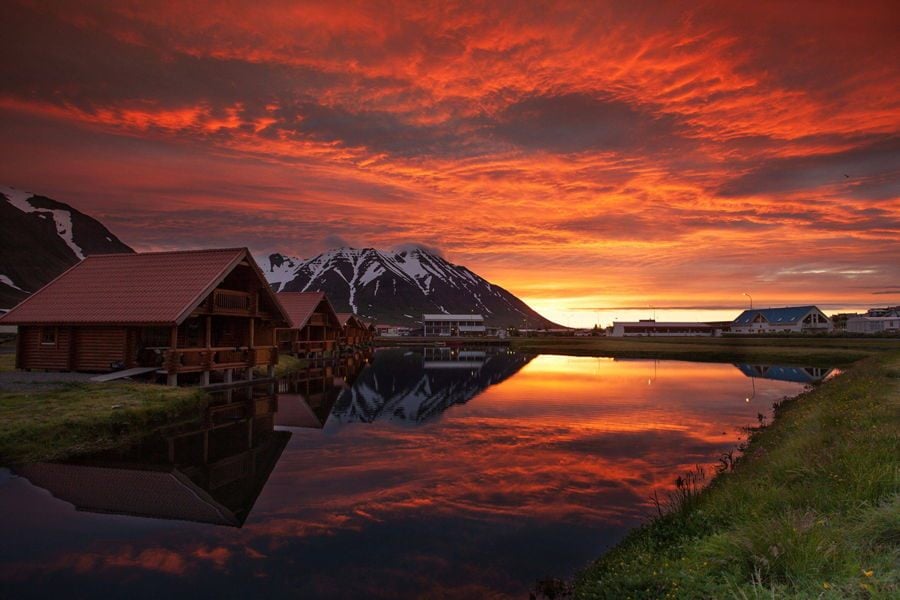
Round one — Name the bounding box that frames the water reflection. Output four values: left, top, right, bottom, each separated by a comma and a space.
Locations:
16, 385, 289, 527
0, 351, 837, 599
735, 363, 835, 383
329, 346, 533, 425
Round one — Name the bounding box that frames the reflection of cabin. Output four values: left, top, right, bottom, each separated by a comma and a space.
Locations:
275, 292, 342, 358
18, 385, 290, 527
337, 313, 374, 348
0, 248, 290, 385
275, 354, 368, 428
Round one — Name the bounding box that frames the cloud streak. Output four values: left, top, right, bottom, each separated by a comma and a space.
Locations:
0, 0, 897, 322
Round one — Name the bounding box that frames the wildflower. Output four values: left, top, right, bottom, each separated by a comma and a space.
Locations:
823, 582, 831, 589
863, 569, 873, 577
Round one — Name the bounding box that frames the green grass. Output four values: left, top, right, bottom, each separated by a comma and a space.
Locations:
254, 354, 309, 378
510, 336, 898, 366
0, 382, 208, 465
575, 350, 900, 599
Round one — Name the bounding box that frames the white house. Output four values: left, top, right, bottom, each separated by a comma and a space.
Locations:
610, 320, 720, 337
845, 315, 900, 334
422, 314, 486, 336
731, 306, 832, 334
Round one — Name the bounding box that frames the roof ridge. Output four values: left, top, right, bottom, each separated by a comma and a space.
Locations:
85, 247, 249, 259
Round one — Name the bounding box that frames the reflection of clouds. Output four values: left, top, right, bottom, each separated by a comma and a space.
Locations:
0, 357, 816, 595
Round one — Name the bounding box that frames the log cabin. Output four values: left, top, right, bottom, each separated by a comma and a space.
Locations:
337, 313, 374, 349
0, 248, 290, 385
274, 292, 342, 359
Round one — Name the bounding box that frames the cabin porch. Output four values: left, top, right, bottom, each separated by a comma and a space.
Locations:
135, 314, 279, 386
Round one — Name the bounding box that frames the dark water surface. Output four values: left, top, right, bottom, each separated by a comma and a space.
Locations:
0, 348, 832, 599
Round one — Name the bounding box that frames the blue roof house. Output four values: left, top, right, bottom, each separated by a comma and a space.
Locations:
731, 305, 832, 334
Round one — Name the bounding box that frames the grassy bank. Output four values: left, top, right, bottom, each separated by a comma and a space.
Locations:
0, 382, 208, 465
510, 336, 898, 366
575, 350, 900, 598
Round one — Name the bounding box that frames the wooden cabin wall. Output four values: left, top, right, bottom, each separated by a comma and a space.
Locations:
255, 322, 276, 346
72, 327, 128, 372
16, 326, 72, 371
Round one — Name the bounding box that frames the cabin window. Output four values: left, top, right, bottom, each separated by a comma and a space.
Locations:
40, 327, 58, 346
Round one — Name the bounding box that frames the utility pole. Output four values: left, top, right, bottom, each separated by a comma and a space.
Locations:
743, 292, 753, 309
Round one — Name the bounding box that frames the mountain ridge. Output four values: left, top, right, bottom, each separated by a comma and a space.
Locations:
0, 186, 134, 309
265, 246, 560, 328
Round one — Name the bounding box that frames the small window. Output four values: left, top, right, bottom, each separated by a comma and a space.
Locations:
40, 327, 58, 346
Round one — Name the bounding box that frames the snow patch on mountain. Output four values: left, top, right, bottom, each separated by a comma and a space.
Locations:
265, 253, 300, 292
1, 185, 85, 259
0, 275, 27, 292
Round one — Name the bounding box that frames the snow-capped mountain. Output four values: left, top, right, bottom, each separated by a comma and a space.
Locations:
265, 247, 559, 328
0, 186, 133, 308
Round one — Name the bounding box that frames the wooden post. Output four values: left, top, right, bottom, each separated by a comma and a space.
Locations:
67, 327, 76, 371
249, 318, 255, 348
204, 316, 212, 385
167, 325, 179, 386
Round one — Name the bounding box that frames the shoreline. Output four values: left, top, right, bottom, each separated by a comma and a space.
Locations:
573, 349, 900, 598
509, 336, 898, 366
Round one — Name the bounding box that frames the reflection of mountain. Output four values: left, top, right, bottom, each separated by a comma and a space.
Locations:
276, 354, 369, 429
735, 364, 835, 384
330, 347, 534, 425
17, 385, 289, 527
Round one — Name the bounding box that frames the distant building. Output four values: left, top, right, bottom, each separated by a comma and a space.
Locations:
610, 320, 720, 337
422, 314, 486, 336
375, 324, 413, 337
845, 315, 900, 334
731, 306, 832, 334
865, 306, 900, 318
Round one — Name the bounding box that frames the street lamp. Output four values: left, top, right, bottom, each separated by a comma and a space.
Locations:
743, 292, 753, 309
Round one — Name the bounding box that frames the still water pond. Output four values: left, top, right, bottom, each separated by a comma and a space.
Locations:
0, 348, 833, 599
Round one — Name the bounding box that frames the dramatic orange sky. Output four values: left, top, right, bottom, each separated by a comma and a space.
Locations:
1, 0, 898, 326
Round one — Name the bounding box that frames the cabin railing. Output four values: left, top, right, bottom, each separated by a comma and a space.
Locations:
164, 345, 278, 373
291, 339, 337, 355
211, 289, 255, 315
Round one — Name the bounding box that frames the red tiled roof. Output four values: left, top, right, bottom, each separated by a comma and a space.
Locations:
336, 312, 367, 328
0, 247, 285, 325
277, 291, 339, 329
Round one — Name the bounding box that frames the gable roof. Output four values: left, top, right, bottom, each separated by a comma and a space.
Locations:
336, 312, 367, 328
0, 248, 289, 326
277, 291, 340, 329
733, 305, 823, 326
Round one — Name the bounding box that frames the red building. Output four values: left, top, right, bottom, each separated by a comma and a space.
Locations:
0, 248, 289, 385
337, 313, 374, 348
275, 292, 342, 358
